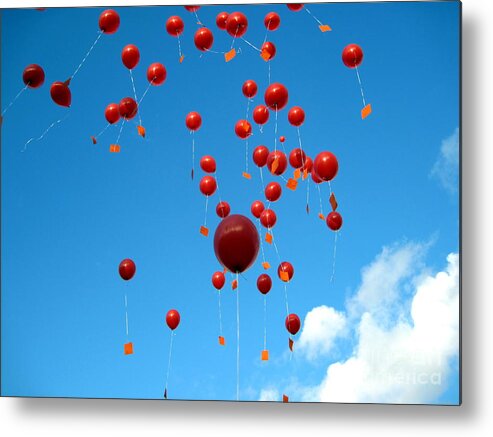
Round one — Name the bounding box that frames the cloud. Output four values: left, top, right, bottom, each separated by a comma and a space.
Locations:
258, 388, 280, 402
430, 128, 459, 193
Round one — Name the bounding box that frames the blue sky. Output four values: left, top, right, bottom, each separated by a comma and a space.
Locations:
1, 2, 459, 404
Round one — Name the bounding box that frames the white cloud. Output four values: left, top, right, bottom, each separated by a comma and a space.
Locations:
431, 128, 459, 193
258, 388, 280, 402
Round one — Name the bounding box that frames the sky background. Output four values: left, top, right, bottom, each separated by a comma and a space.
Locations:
1, 2, 459, 404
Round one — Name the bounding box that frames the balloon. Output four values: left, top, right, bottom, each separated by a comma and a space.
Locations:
288, 106, 305, 127
194, 27, 214, 51
266, 150, 288, 175
99, 9, 120, 34
342, 44, 364, 68
226, 12, 248, 38
313, 151, 339, 181
311, 168, 324, 184
199, 176, 217, 196
147, 62, 166, 85
326, 211, 343, 231
303, 156, 313, 172
119, 97, 138, 119
264, 12, 280, 30
251, 200, 265, 219
216, 201, 231, 218
235, 119, 252, 139
214, 214, 259, 273
166, 16, 184, 36
261, 41, 276, 60
253, 145, 269, 167
166, 309, 180, 330
50, 81, 71, 107
260, 208, 277, 228
278, 261, 294, 282
242, 80, 257, 98
253, 105, 269, 125
22, 64, 45, 88
186, 111, 202, 131
119, 258, 136, 281
285, 313, 301, 335
287, 4, 304, 12
212, 271, 226, 290
200, 155, 216, 173
257, 274, 272, 294
264, 83, 288, 111
279, 136, 286, 143
185, 5, 200, 12
265, 182, 282, 202
122, 44, 140, 70
105, 103, 120, 124
216, 12, 229, 30
289, 148, 306, 169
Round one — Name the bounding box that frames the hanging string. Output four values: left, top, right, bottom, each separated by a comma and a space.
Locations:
230, 27, 240, 50
355, 66, 367, 107
236, 271, 240, 401
256, 218, 268, 266
203, 195, 209, 228
191, 130, 195, 179
138, 79, 154, 106
244, 138, 249, 175
193, 10, 203, 26
114, 117, 126, 145
296, 127, 305, 157
268, 61, 271, 85
330, 231, 338, 283
306, 177, 311, 214
177, 32, 183, 59
240, 36, 261, 52
124, 292, 130, 336
218, 291, 223, 339
317, 183, 324, 216
263, 295, 267, 350
71, 31, 103, 81
22, 113, 70, 152
259, 166, 265, 191
262, 20, 271, 45
129, 69, 143, 127
1, 84, 28, 117
274, 109, 278, 152
164, 330, 174, 398
93, 122, 111, 142
304, 7, 324, 26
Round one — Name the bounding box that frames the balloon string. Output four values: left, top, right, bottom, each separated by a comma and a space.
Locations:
240, 37, 261, 52
306, 177, 311, 214
270, 229, 282, 265
259, 166, 265, 191
317, 183, 324, 216
304, 7, 324, 26
263, 294, 267, 350
245, 98, 251, 120
274, 109, 278, 152
124, 292, 129, 336
164, 330, 174, 398
296, 127, 305, 162
268, 61, 271, 85
214, 171, 224, 203
262, 20, 271, 44
115, 118, 126, 145
191, 131, 195, 179
177, 33, 183, 58
204, 195, 209, 227
21, 113, 70, 152
236, 272, 240, 401
138, 80, 153, 106
193, 10, 203, 26
94, 122, 111, 141
283, 282, 290, 317
245, 138, 249, 174
1, 84, 28, 117
129, 70, 143, 127
355, 66, 367, 107
230, 27, 239, 50
256, 218, 267, 266
71, 31, 103, 81
218, 291, 223, 338
330, 231, 338, 283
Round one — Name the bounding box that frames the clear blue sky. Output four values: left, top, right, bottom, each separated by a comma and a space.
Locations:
1, 2, 459, 403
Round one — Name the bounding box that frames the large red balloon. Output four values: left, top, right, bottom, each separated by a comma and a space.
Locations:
147, 62, 166, 85
264, 12, 280, 31
260, 209, 277, 228
287, 4, 304, 12
166, 16, 184, 36
99, 9, 120, 34
342, 44, 364, 68
235, 119, 252, 139
326, 211, 343, 231
119, 97, 138, 120
264, 83, 288, 111
214, 214, 259, 273
261, 41, 276, 61
242, 80, 258, 98
105, 103, 120, 124
194, 27, 214, 51
265, 182, 282, 202
226, 12, 248, 38
200, 155, 216, 173
212, 271, 226, 290
289, 148, 306, 169
23, 64, 45, 88
216, 12, 229, 30
50, 81, 71, 107
166, 309, 180, 330
253, 105, 269, 125
278, 261, 294, 282
119, 258, 136, 281
185, 5, 200, 12
199, 176, 217, 196
314, 151, 339, 181
253, 145, 269, 167
257, 274, 272, 294
186, 112, 202, 131
251, 200, 265, 219
285, 313, 301, 335
122, 44, 140, 70
216, 201, 231, 218
288, 106, 305, 127
266, 150, 288, 176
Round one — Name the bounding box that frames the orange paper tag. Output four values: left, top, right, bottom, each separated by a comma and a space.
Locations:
262, 262, 271, 270
265, 233, 273, 244
283, 394, 289, 403
137, 125, 146, 137
242, 172, 251, 179
330, 192, 338, 211
319, 24, 332, 32
280, 271, 290, 282
219, 336, 225, 346
271, 158, 279, 174
260, 49, 272, 61
293, 168, 301, 180
109, 144, 120, 153
318, 213, 325, 221
91, 136, 97, 144
261, 350, 269, 361
286, 178, 298, 191
225, 48, 236, 62
124, 342, 134, 355
361, 103, 372, 119
303, 169, 309, 180
200, 226, 209, 237
179, 55, 185, 63
232, 279, 238, 290
288, 338, 294, 351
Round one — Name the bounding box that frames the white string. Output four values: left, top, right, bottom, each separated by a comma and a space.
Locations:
218, 291, 223, 337
165, 331, 174, 397
262, 20, 271, 44
304, 7, 324, 26
256, 218, 267, 265
274, 109, 278, 152
268, 61, 271, 85
204, 195, 209, 227
306, 178, 311, 214
138, 80, 153, 106
1, 84, 28, 117
263, 295, 267, 350
236, 272, 240, 401
259, 166, 265, 191
71, 31, 103, 80
115, 118, 126, 145
191, 131, 195, 179
245, 139, 249, 174
240, 36, 261, 52
129, 70, 143, 126
177, 33, 183, 58
355, 66, 367, 107
124, 293, 129, 336
317, 183, 324, 215
330, 231, 338, 283
22, 113, 70, 152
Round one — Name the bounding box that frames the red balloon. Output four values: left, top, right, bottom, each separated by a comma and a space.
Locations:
314, 151, 339, 181
23, 64, 45, 88
264, 83, 288, 111
311, 168, 324, 184
185, 5, 200, 12
253, 105, 269, 125
264, 12, 280, 31
199, 176, 217, 196
214, 214, 259, 273
216, 201, 231, 218
257, 274, 272, 294
216, 12, 229, 30
303, 156, 313, 173
105, 103, 120, 124
119, 258, 136, 281
287, 4, 304, 12
186, 111, 202, 131
265, 182, 282, 202
326, 211, 343, 231
99, 9, 120, 34
251, 200, 265, 219
266, 150, 288, 176
50, 81, 71, 107
194, 27, 214, 51
122, 44, 140, 70
288, 106, 305, 127
342, 44, 364, 68
285, 313, 301, 335
253, 145, 269, 167
147, 62, 166, 85
242, 80, 257, 98
226, 12, 248, 38
200, 155, 216, 173
119, 97, 138, 120
278, 261, 294, 282
166, 16, 184, 36
235, 119, 252, 139
289, 148, 306, 169
260, 208, 277, 228
279, 136, 286, 143
166, 309, 180, 330
261, 41, 276, 61
212, 271, 226, 290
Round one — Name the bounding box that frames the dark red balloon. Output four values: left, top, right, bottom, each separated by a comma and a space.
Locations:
122, 44, 140, 70
264, 12, 280, 30
251, 200, 265, 219
199, 176, 217, 196
105, 103, 120, 124
261, 41, 276, 61
186, 112, 202, 131
289, 148, 306, 169
50, 81, 71, 107
119, 97, 138, 120
342, 44, 364, 68
194, 27, 214, 51
212, 271, 226, 290
253, 105, 269, 125
242, 80, 257, 98
326, 211, 343, 231
214, 214, 259, 273
303, 156, 313, 173
235, 119, 252, 139
266, 150, 288, 176
147, 62, 166, 85
311, 168, 324, 184
216, 201, 231, 218
185, 5, 200, 12
119, 258, 136, 281
200, 155, 216, 173
285, 313, 301, 335
253, 145, 269, 167
288, 106, 305, 127
314, 151, 339, 181
166, 309, 180, 330
226, 12, 248, 38
265, 182, 282, 202
166, 16, 184, 36
23, 64, 45, 88
264, 83, 288, 111
287, 4, 304, 12
216, 12, 229, 30
257, 274, 272, 295
99, 9, 120, 34
278, 261, 294, 282
260, 208, 277, 228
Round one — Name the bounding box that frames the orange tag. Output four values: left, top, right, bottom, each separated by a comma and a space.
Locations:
289, 338, 294, 351
179, 55, 185, 63
91, 136, 97, 144
265, 233, 273, 244
283, 394, 289, 403
271, 158, 279, 174
293, 168, 301, 180
262, 262, 271, 270
242, 172, 251, 179
260, 49, 272, 61
319, 24, 332, 32
232, 279, 238, 290
109, 144, 120, 153
286, 178, 298, 191
361, 103, 372, 119
219, 336, 225, 346
261, 350, 269, 361
137, 125, 146, 137
330, 192, 338, 211
200, 226, 209, 237
280, 271, 290, 282
303, 169, 309, 180
225, 48, 236, 62
318, 213, 325, 221
124, 342, 134, 355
